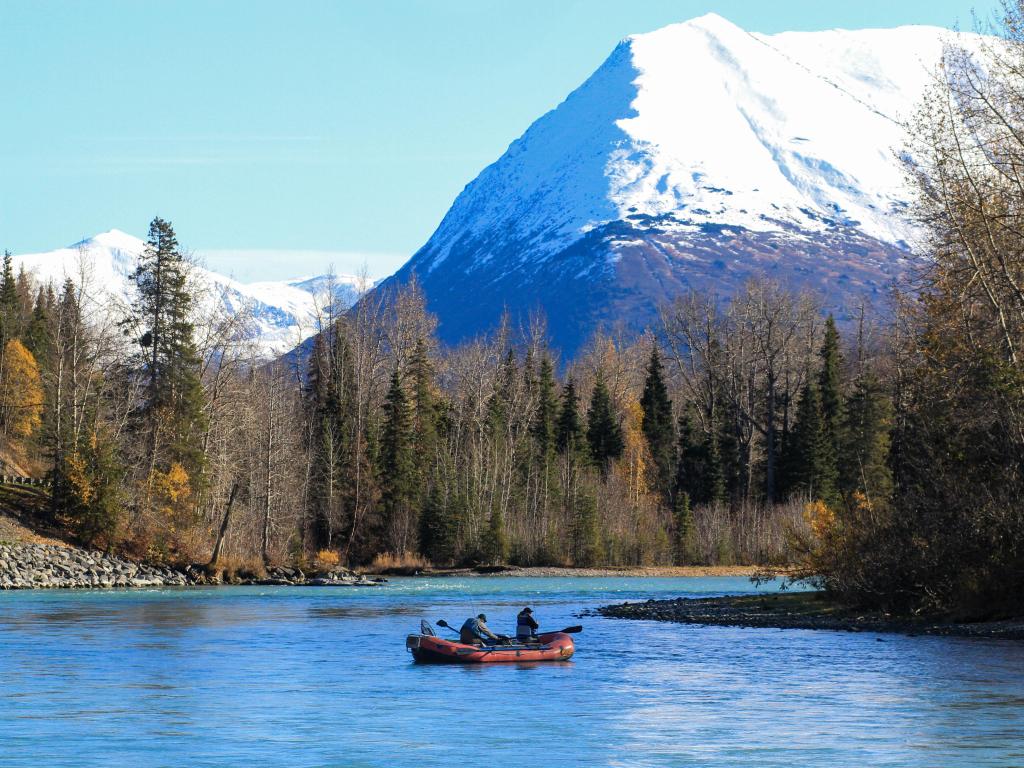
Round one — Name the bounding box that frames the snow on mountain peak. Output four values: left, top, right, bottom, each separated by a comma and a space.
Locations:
13, 233, 362, 356
386, 15, 985, 355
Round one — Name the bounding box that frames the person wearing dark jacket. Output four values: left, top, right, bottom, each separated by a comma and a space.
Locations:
516, 607, 540, 641
460, 614, 500, 646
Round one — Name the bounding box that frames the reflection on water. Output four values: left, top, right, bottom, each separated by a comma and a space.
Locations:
1, 577, 1022, 768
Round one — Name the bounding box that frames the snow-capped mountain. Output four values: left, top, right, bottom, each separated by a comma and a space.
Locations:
382, 14, 981, 355
13, 230, 365, 355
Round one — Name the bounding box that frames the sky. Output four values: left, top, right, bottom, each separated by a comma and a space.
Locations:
1, 0, 999, 282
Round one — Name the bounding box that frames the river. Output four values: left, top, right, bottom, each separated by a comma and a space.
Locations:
1, 577, 1022, 767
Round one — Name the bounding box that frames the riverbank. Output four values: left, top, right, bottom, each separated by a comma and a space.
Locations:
597, 592, 1024, 640
366, 564, 768, 578
0, 542, 385, 590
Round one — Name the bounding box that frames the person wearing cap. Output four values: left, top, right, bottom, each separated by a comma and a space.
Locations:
460, 613, 500, 646
516, 607, 540, 641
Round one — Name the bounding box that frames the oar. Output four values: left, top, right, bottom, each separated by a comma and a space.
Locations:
436, 619, 582, 636
434, 619, 462, 637
453, 627, 582, 657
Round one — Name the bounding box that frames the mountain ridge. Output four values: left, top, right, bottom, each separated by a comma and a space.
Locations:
12, 230, 365, 356
377, 14, 981, 355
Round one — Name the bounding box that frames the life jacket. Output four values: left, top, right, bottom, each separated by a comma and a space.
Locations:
516, 612, 538, 638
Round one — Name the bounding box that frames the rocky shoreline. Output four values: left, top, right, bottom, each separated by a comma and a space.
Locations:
0, 542, 386, 590
597, 592, 1024, 640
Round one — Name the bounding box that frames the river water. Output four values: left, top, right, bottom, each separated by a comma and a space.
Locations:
1, 577, 1022, 767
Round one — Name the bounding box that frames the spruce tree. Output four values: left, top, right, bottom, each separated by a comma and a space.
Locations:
25, 286, 52, 363
128, 217, 206, 476
409, 337, 439, 487
587, 371, 623, 477
380, 368, 416, 553
818, 315, 844, 483
556, 377, 585, 456
673, 491, 695, 564
705, 430, 726, 505
531, 355, 558, 456
306, 334, 335, 547
0, 251, 16, 341
482, 508, 509, 564
640, 345, 675, 501
786, 376, 839, 505
418, 484, 457, 565
839, 370, 893, 503
570, 491, 601, 566
675, 411, 715, 505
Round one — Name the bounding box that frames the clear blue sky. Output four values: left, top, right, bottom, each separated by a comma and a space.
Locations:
1, 0, 997, 280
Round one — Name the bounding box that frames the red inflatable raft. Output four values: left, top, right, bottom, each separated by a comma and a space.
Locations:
407, 630, 576, 664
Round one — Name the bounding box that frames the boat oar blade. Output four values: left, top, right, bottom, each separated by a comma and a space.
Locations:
554, 625, 583, 634
434, 619, 461, 637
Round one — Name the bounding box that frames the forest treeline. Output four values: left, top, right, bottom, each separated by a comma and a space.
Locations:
0, 226, 870, 576
3, 6, 1024, 617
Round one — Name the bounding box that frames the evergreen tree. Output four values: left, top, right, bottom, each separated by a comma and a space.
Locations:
305, 333, 335, 547
25, 286, 52, 362
482, 508, 509, 564
409, 337, 439, 487
704, 429, 726, 506
672, 491, 695, 564
674, 410, 722, 506
587, 371, 623, 477
418, 484, 458, 565
379, 368, 416, 552
839, 370, 893, 503
531, 355, 558, 456
640, 345, 675, 501
128, 217, 206, 476
487, 349, 518, 437
716, 398, 745, 502
59, 428, 124, 546
818, 314, 844, 481
305, 326, 361, 551
14, 266, 33, 338
570, 491, 601, 566
0, 250, 16, 341
786, 376, 839, 505
556, 377, 585, 456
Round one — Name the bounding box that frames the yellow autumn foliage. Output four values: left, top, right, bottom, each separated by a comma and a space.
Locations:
64, 451, 93, 506
316, 549, 340, 567
150, 462, 193, 526
619, 397, 650, 503
803, 499, 836, 541
0, 339, 43, 438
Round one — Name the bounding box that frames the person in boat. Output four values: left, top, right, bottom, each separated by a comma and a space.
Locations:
460, 613, 501, 646
516, 607, 540, 641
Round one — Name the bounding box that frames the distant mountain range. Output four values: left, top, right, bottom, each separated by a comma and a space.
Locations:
13, 230, 364, 356
379, 14, 982, 356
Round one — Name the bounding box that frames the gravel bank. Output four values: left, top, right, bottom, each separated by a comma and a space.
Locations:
0, 543, 387, 590
373, 564, 766, 578
597, 592, 1024, 640
0, 543, 190, 589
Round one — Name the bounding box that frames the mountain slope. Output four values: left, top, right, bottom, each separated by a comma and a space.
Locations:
382, 14, 978, 355
14, 230, 364, 356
